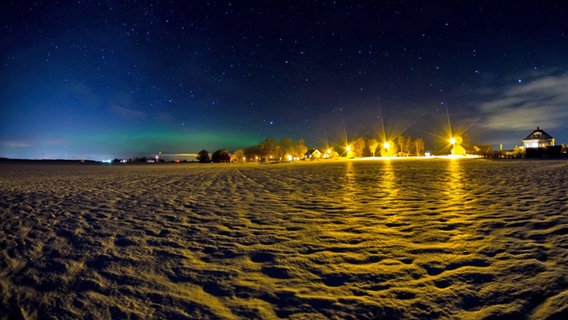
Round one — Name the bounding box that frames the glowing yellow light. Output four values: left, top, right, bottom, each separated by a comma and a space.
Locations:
450, 137, 456, 145
287, 154, 292, 161
383, 142, 390, 149
346, 145, 351, 152
327, 149, 332, 154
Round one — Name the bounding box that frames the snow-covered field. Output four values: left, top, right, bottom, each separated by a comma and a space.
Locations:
1, 159, 568, 319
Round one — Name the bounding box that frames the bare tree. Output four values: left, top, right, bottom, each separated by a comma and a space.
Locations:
396, 136, 406, 156
381, 141, 398, 157
414, 138, 425, 156
244, 145, 260, 161
367, 138, 379, 157
260, 138, 279, 161
405, 136, 414, 157
231, 149, 245, 162
294, 139, 308, 159
279, 138, 294, 159
352, 137, 367, 158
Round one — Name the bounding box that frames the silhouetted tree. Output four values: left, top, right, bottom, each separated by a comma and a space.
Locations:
279, 138, 294, 159
211, 149, 230, 163
244, 145, 260, 161
259, 137, 279, 161
197, 149, 210, 163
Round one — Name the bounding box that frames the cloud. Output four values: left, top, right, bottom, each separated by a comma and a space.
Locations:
0, 136, 69, 157
478, 73, 568, 131
110, 104, 146, 121
1, 140, 32, 148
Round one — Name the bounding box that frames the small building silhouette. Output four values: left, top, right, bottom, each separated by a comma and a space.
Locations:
522, 127, 555, 149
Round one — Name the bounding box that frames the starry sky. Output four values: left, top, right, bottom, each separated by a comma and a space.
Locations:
2, 1, 568, 160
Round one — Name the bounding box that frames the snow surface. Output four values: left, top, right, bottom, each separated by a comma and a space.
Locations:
1, 159, 568, 319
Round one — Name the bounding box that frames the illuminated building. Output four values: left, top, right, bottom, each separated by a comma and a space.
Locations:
522, 127, 555, 149
304, 149, 322, 160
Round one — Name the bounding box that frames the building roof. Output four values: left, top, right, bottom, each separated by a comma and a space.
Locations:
523, 127, 554, 141
305, 148, 321, 155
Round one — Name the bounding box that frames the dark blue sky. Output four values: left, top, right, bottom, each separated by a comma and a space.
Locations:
2, 1, 568, 160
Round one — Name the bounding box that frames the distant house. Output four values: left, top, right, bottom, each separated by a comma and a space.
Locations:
522, 127, 563, 158
304, 149, 322, 160
522, 127, 555, 149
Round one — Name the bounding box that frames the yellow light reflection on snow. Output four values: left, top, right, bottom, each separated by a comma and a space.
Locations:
343, 160, 356, 204
445, 158, 472, 237
381, 159, 397, 201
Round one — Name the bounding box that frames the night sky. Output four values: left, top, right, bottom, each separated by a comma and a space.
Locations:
2, 1, 568, 160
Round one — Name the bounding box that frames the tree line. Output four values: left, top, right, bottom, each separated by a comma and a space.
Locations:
349, 135, 426, 158
196, 134, 426, 163
197, 137, 309, 163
